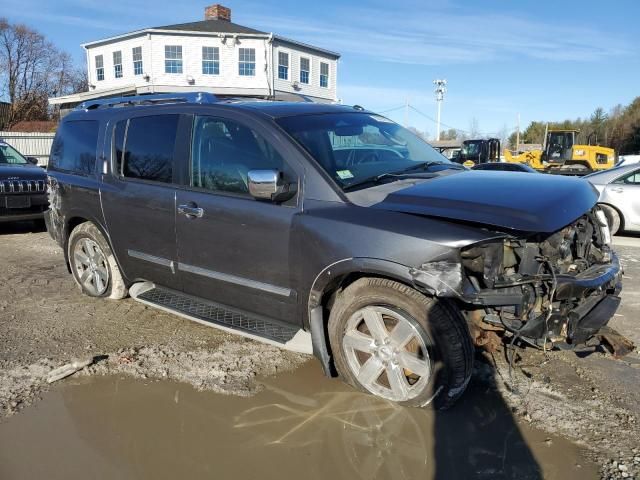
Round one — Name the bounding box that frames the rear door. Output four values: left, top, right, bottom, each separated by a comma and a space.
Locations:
174, 112, 302, 324
101, 113, 189, 289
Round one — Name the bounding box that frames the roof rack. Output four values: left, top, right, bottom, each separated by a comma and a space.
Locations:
76, 92, 219, 110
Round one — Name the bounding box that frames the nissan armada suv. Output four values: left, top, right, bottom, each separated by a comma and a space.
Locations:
45, 93, 622, 409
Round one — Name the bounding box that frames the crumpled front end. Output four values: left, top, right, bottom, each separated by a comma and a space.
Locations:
416, 207, 625, 352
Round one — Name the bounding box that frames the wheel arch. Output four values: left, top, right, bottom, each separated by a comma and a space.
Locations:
307, 258, 431, 378
63, 215, 124, 279
597, 202, 624, 231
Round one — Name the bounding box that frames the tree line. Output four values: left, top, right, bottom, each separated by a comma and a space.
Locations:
0, 18, 86, 129
508, 99, 640, 155
430, 101, 640, 156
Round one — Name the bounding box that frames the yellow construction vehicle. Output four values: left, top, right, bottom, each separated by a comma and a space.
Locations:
504, 128, 615, 175
455, 138, 501, 168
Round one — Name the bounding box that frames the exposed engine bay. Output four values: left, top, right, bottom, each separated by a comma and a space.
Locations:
458, 207, 625, 353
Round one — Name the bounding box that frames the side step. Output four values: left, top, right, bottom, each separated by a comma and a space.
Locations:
129, 282, 312, 354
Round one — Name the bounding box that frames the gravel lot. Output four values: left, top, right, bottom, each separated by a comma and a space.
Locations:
1, 222, 639, 479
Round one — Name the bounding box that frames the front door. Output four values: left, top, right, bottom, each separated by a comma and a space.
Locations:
175, 114, 301, 324
101, 113, 188, 289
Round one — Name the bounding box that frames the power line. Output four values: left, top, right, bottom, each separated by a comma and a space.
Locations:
370, 103, 518, 138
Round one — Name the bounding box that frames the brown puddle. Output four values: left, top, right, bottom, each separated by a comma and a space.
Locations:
0, 361, 596, 480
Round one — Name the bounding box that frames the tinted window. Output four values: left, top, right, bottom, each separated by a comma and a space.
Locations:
122, 115, 179, 183
49, 120, 99, 174
616, 170, 640, 185
191, 116, 285, 195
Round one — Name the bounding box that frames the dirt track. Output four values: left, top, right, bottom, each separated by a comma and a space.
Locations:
1, 222, 639, 478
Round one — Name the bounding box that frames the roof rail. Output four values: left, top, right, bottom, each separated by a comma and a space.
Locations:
76, 92, 219, 110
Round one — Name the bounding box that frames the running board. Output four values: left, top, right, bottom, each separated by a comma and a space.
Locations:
129, 282, 312, 354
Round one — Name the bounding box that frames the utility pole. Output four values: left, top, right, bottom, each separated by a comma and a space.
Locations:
433, 79, 447, 141
516, 113, 521, 151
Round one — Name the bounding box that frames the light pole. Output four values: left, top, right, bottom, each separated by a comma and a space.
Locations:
433, 79, 447, 141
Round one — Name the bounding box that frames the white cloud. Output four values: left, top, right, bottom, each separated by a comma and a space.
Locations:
242, 4, 632, 65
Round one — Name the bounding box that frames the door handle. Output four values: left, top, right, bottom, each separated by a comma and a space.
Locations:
178, 204, 204, 218
610, 187, 624, 193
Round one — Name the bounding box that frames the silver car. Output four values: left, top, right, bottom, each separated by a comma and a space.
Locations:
585, 163, 640, 234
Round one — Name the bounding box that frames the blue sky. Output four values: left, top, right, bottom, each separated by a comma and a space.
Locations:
2, 0, 639, 137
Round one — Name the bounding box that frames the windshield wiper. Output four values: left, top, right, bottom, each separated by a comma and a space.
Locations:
398, 161, 465, 173
343, 161, 464, 191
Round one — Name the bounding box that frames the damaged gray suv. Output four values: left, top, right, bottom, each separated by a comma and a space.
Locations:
45, 93, 622, 409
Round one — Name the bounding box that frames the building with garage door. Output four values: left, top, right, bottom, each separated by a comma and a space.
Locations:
49, 4, 340, 111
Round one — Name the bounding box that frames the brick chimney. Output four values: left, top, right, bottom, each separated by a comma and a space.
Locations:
204, 4, 231, 22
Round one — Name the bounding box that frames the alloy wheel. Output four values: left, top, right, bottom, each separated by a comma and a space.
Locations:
72, 238, 110, 296
342, 306, 432, 402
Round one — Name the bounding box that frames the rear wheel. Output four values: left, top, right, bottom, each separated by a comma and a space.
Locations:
328, 278, 474, 409
68, 222, 127, 299
599, 204, 621, 236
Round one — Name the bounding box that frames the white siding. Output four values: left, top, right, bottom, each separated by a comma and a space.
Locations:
86, 34, 150, 90
272, 40, 337, 101
84, 32, 338, 101
148, 34, 270, 94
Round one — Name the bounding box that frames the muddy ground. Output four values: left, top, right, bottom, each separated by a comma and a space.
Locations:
1, 222, 639, 479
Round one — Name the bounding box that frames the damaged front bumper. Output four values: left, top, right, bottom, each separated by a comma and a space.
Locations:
467, 253, 622, 350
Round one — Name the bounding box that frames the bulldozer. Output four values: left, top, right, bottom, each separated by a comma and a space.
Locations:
504, 128, 615, 175
453, 138, 501, 168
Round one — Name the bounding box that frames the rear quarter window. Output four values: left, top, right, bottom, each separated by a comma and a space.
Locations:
49, 120, 99, 174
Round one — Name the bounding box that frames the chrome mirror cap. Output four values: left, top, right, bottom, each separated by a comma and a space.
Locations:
248, 169, 280, 200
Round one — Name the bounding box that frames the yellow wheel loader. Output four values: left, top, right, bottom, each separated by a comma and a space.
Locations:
504, 129, 615, 175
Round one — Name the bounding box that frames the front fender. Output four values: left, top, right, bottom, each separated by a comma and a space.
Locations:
308, 256, 465, 312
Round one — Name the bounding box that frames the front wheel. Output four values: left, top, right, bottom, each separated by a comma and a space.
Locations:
68, 222, 128, 299
328, 278, 474, 410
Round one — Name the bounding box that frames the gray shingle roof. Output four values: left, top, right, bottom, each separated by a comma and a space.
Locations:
154, 19, 267, 35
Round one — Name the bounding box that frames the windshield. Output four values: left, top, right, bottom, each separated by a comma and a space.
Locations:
276, 112, 450, 189
0, 143, 28, 165
461, 141, 481, 160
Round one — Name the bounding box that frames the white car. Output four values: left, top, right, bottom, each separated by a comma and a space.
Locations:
585, 164, 640, 234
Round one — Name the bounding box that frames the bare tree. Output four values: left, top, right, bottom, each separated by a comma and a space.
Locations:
468, 117, 481, 138
0, 18, 83, 127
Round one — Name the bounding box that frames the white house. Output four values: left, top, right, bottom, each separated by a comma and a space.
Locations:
49, 4, 340, 109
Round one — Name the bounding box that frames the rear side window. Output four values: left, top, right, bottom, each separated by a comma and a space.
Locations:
118, 115, 179, 183
49, 120, 99, 174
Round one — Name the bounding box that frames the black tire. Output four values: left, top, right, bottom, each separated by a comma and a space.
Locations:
599, 204, 621, 236
328, 277, 473, 410
67, 222, 128, 299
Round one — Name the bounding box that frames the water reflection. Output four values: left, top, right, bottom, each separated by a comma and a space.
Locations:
235, 388, 430, 479
0, 361, 592, 480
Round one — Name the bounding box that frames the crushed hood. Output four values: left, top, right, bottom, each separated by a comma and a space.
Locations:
373, 170, 598, 233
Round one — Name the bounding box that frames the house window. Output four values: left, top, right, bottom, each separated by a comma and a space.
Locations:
320, 62, 329, 88
238, 48, 255, 76
202, 46, 219, 75
299, 57, 310, 84
165, 45, 183, 74
95, 55, 104, 81
132, 47, 143, 76
113, 51, 123, 78
278, 51, 289, 80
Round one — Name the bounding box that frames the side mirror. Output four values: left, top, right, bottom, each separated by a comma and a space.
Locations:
26, 156, 39, 165
247, 169, 295, 203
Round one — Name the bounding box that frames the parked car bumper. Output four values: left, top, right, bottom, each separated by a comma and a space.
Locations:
0, 193, 48, 222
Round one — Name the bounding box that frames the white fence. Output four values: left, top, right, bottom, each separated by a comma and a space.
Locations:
0, 131, 55, 166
